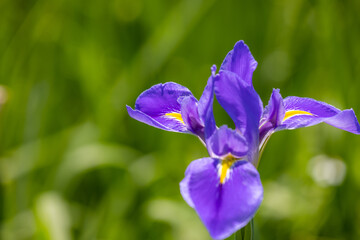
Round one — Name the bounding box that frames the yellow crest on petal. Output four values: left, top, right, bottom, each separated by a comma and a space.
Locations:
283, 110, 313, 121
219, 155, 237, 184
164, 112, 184, 124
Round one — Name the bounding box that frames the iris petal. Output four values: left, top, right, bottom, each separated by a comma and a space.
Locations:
127, 82, 193, 133
164, 112, 185, 124
262, 90, 360, 135
261, 89, 285, 128
218, 155, 237, 184
220, 40, 258, 86
215, 70, 263, 163
324, 109, 360, 134
181, 96, 204, 137
198, 67, 217, 140
283, 110, 313, 121
180, 157, 263, 240
126, 106, 184, 132
281, 96, 360, 134
207, 125, 248, 158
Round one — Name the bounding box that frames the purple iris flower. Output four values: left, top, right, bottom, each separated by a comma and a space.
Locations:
127, 65, 264, 239
127, 40, 360, 240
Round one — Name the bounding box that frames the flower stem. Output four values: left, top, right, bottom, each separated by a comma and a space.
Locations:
256, 130, 272, 168
234, 219, 254, 240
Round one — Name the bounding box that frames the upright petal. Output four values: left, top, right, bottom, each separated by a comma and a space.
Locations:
180, 66, 217, 140
215, 70, 263, 163
180, 158, 263, 240
279, 96, 360, 134
207, 125, 248, 158
220, 40, 258, 86
259, 89, 285, 148
127, 82, 193, 133
198, 65, 217, 140
181, 96, 204, 137
261, 89, 285, 128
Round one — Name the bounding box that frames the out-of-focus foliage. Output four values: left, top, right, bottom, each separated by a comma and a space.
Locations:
1, 0, 360, 239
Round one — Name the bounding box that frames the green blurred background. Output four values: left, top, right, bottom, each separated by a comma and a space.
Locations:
1, 0, 360, 239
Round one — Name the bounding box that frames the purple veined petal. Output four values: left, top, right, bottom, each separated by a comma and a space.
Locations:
207, 125, 248, 158
278, 96, 360, 134
127, 82, 193, 133
215, 70, 263, 163
220, 40, 258, 86
180, 157, 263, 240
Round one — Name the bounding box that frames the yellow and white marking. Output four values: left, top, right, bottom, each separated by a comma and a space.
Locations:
218, 155, 237, 184
164, 112, 184, 124
283, 110, 313, 121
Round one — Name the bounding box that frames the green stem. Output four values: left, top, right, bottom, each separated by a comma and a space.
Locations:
251, 219, 254, 240
256, 131, 273, 169
234, 219, 254, 240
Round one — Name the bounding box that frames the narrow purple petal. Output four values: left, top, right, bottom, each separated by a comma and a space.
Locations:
259, 89, 285, 147
220, 40, 258, 86
207, 126, 248, 158
280, 96, 360, 134
262, 89, 285, 128
181, 96, 204, 137
180, 158, 263, 240
180, 66, 217, 140
198, 66, 217, 140
215, 70, 263, 163
127, 82, 193, 132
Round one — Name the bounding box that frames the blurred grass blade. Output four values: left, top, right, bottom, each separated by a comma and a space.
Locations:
35, 192, 71, 240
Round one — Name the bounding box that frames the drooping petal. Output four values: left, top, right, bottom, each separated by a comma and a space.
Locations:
207, 125, 248, 158
180, 157, 263, 240
279, 96, 360, 134
127, 82, 193, 133
324, 109, 360, 134
215, 70, 263, 163
127, 106, 182, 132
220, 40, 258, 86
